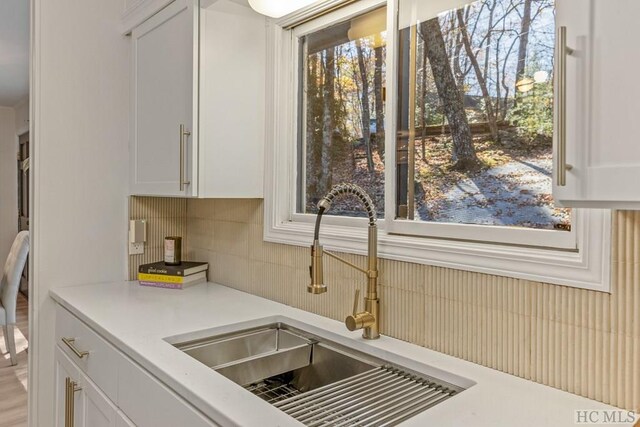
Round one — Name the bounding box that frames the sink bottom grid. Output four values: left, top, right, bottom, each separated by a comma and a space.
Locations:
245, 379, 303, 404
244, 365, 460, 426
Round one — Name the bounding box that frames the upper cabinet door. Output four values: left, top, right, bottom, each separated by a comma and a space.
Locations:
197, 0, 266, 198
131, 0, 199, 197
554, 0, 640, 208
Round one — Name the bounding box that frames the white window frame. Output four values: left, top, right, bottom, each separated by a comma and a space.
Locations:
263, 0, 611, 292
387, 0, 577, 250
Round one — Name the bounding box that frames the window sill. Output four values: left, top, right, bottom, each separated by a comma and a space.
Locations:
264, 210, 612, 292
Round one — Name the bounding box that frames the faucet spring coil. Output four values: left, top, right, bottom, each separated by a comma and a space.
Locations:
317, 183, 377, 225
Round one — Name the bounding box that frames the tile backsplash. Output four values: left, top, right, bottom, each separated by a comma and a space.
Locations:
128, 197, 187, 279
130, 196, 639, 412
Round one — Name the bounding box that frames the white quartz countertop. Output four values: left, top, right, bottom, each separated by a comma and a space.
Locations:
50, 281, 630, 427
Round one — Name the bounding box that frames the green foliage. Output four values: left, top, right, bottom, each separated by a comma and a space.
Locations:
508, 76, 554, 144
424, 104, 446, 126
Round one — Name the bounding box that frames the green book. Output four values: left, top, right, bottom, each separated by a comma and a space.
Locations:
138, 261, 208, 277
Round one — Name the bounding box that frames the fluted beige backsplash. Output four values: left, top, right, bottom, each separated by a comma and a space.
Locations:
130, 197, 639, 412
128, 196, 187, 279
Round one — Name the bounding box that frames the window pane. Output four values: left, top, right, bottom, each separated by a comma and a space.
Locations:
297, 7, 386, 218
396, 0, 571, 231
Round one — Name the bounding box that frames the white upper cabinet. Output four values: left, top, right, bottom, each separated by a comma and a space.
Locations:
130, 0, 266, 198
198, 0, 266, 198
554, 0, 640, 208
131, 0, 198, 197
122, 0, 175, 34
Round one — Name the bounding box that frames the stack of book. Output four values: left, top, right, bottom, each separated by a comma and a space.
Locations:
138, 261, 208, 289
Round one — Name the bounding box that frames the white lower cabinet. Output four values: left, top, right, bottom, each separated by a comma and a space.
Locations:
54, 305, 219, 427
55, 347, 118, 427
82, 379, 120, 427
55, 347, 79, 427
117, 352, 217, 427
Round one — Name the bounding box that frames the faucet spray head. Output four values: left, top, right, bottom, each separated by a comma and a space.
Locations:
308, 239, 327, 294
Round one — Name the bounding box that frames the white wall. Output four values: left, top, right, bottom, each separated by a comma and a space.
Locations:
0, 106, 17, 267
30, 0, 130, 424
14, 98, 29, 135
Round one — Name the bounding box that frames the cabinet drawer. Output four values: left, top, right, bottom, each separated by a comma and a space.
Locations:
55, 305, 122, 403
117, 356, 219, 427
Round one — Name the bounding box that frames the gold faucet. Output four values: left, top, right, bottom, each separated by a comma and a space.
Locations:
308, 184, 380, 340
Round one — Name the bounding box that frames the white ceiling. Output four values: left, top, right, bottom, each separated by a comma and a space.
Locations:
0, 0, 29, 107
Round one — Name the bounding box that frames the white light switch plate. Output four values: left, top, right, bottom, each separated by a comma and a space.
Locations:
129, 219, 146, 255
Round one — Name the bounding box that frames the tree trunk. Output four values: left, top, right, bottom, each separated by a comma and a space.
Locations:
516, 0, 533, 84
452, 9, 471, 87
501, 36, 519, 119
494, 31, 502, 118
419, 33, 428, 160
334, 46, 348, 136
356, 40, 374, 173
483, 1, 496, 87
306, 54, 322, 199
374, 46, 385, 158
421, 18, 478, 170
319, 48, 335, 196
456, 9, 500, 143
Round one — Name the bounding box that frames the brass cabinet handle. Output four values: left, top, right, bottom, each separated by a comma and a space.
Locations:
179, 124, 191, 191
61, 337, 89, 359
65, 377, 81, 427
557, 26, 575, 187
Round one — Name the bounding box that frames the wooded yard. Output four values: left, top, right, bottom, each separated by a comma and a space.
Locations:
302, 0, 566, 231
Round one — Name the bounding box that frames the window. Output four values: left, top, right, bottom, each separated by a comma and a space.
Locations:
297, 7, 387, 219
390, 0, 574, 248
265, 0, 611, 291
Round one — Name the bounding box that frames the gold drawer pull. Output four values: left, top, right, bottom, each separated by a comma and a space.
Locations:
65, 377, 82, 427
61, 337, 89, 359
179, 124, 191, 191
556, 26, 575, 187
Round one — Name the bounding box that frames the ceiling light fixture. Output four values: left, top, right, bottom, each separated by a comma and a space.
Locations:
247, 0, 318, 18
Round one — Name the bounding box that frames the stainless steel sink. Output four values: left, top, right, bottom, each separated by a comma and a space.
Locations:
173, 323, 467, 426
176, 326, 316, 386
174, 324, 377, 387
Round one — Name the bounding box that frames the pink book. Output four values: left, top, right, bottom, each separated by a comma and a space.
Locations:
138, 277, 205, 289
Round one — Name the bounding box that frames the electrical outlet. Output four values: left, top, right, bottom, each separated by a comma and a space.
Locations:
129, 242, 144, 255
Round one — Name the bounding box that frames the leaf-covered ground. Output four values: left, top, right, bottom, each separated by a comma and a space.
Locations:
419, 155, 570, 229
413, 135, 571, 230
309, 134, 571, 231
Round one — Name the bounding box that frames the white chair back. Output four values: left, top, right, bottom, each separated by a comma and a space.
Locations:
0, 231, 29, 325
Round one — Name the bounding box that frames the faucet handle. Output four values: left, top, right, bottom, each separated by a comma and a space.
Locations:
345, 288, 375, 332
351, 289, 360, 316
